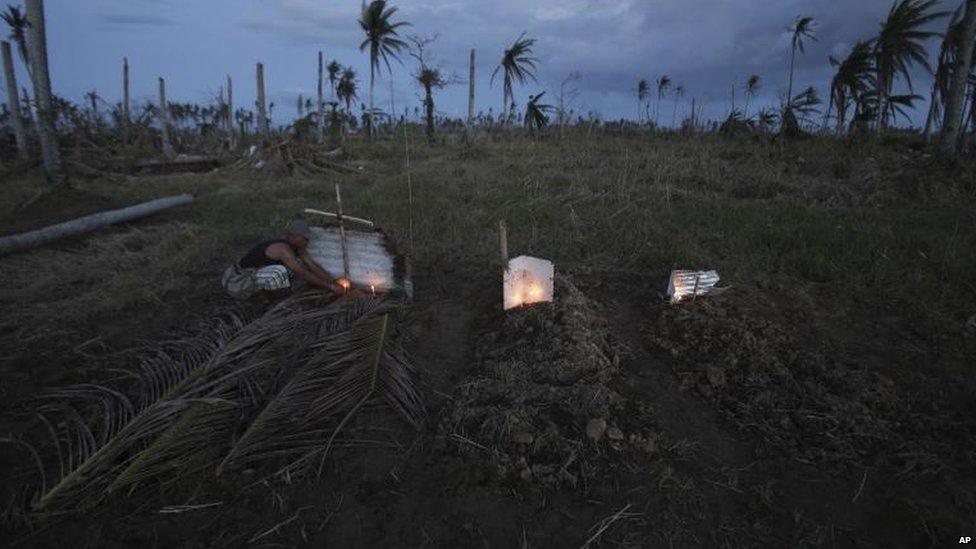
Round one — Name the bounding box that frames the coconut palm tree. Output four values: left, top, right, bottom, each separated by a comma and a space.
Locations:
655, 75, 671, 126
327, 60, 342, 100
672, 84, 685, 127
922, 6, 962, 141
524, 91, 553, 134
409, 35, 450, 141
337, 67, 359, 125
743, 75, 760, 119
786, 16, 816, 109
1, 5, 29, 74
636, 79, 649, 122
358, 0, 410, 138
491, 32, 538, 125
872, 0, 948, 133
416, 66, 445, 140
940, 0, 976, 158
782, 85, 822, 136
827, 41, 875, 134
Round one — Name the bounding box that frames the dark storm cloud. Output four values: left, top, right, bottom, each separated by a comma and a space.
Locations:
44, 0, 952, 126
97, 13, 175, 27
242, 0, 945, 121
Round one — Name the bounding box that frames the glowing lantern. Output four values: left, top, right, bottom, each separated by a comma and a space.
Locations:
503, 255, 554, 310
667, 269, 720, 304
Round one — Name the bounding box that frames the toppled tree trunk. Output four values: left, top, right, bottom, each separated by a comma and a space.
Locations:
0, 194, 194, 256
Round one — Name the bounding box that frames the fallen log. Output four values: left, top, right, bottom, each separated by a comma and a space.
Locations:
0, 193, 194, 256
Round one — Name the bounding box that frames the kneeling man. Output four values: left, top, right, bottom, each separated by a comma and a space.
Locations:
222, 219, 344, 299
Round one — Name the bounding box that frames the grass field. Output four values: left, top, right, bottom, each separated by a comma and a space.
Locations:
1, 132, 974, 547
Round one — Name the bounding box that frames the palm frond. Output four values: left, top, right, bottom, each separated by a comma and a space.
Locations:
30, 312, 250, 510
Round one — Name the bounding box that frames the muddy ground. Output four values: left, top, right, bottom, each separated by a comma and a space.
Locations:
2, 264, 972, 548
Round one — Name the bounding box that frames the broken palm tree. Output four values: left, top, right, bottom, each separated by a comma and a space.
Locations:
7, 290, 423, 513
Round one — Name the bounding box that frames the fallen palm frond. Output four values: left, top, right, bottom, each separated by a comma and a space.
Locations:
31, 312, 250, 511
219, 299, 424, 476
108, 294, 386, 493
15, 289, 422, 514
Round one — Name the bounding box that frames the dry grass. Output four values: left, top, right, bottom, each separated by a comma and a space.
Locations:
1, 130, 974, 546
3, 132, 975, 351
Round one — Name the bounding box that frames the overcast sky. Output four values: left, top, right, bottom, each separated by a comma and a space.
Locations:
19, 0, 958, 127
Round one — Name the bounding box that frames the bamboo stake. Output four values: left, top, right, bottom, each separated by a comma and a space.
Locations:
403, 123, 413, 254
335, 183, 350, 284
499, 220, 508, 269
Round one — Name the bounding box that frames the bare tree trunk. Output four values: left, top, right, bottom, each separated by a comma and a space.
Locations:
317, 51, 325, 144
876, 55, 886, 135
424, 85, 434, 141
2, 41, 28, 161
158, 77, 174, 158
25, 0, 63, 184
923, 80, 940, 143
786, 47, 796, 109
122, 56, 130, 128
256, 62, 269, 139
941, 0, 976, 161
368, 62, 375, 139
502, 74, 509, 126
836, 99, 847, 135
389, 74, 395, 131
227, 74, 236, 148
690, 97, 697, 132
466, 48, 475, 142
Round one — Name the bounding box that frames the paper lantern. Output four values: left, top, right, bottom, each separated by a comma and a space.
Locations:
503, 255, 554, 310
667, 269, 720, 304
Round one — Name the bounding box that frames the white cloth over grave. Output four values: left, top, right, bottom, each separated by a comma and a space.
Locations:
306, 226, 398, 292
503, 255, 554, 310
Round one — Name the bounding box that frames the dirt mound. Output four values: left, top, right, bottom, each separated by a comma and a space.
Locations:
643, 297, 959, 472
441, 275, 654, 487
